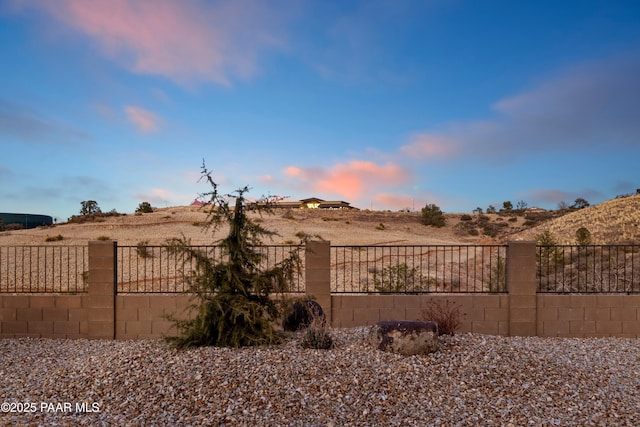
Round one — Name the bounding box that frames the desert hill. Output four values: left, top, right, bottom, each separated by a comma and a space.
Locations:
0, 194, 638, 246
508, 194, 640, 244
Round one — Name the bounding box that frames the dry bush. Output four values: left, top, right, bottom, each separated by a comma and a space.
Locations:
420, 299, 466, 336
300, 316, 334, 350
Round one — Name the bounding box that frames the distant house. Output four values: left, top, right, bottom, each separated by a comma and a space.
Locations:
275, 197, 358, 210
190, 199, 208, 207
524, 207, 547, 213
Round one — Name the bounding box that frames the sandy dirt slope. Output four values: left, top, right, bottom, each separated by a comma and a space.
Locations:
2, 194, 638, 247
0, 207, 497, 247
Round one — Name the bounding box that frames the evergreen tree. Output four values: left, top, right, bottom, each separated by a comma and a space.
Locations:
165, 163, 302, 348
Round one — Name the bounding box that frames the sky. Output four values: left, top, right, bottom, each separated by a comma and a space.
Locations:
1, 0, 640, 222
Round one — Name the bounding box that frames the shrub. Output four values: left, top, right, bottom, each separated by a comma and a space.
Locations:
45, 234, 64, 242
136, 240, 152, 258
67, 201, 123, 224
487, 256, 506, 292
372, 263, 425, 292
453, 221, 478, 236
571, 198, 590, 209
300, 318, 334, 350
460, 214, 473, 221
375, 223, 385, 230
96, 235, 110, 241
281, 209, 295, 220
135, 201, 154, 214
420, 204, 445, 227
576, 227, 592, 246
420, 299, 465, 336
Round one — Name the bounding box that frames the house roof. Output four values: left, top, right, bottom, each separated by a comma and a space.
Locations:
300, 197, 325, 203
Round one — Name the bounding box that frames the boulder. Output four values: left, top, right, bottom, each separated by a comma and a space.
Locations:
369, 320, 439, 356
282, 300, 325, 331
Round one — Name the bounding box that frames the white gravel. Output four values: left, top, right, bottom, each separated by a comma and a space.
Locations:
1, 328, 639, 426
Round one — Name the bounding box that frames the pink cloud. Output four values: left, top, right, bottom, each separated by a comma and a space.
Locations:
124, 106, 160, 133
17, 0, 286, 86
283, 160, 412, 201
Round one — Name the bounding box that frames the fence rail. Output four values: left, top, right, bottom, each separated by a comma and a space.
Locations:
331, 245, 507, 293
117, 244, 305, 293
3, 243, 640, 295
0, 246, 87, 293
537, 244, 640, 293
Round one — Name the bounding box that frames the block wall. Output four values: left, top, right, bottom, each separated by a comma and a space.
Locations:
331, 294, 509, 335
2, 240, 640, 340
537, 294, 640, 338
0, 295, 87, 338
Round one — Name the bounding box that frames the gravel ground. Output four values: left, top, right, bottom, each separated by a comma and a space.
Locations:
1, 329, 639, 426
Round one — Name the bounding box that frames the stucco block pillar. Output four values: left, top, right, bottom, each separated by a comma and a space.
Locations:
88, 241, 116, 339
507, 241, 537, 336
305, 241, 331, 324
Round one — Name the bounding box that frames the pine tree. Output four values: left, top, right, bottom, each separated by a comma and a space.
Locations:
166, 162, 302, 348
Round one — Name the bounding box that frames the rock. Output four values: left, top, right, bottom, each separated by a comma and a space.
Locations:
369, 320, 439, 356
282, 300, 325, 331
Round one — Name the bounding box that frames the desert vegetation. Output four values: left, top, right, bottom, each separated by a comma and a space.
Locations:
164, 164, 305, 348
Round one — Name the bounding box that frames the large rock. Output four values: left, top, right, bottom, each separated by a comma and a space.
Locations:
282, 300, 325, 331
369, 320, 439, 356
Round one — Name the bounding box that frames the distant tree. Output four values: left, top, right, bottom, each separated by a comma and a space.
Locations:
473, 207, 483, 215
571, 198, 590, 209
516, 200, 528, 211
80, 200, 101, 216
502, 201, 513, 211
536, 230, 563, 267
136, 201, 154, 214
420, 203, 446, 227
486, 205, 497, 214
575, 227, 592, 246
557, 201, 569, 211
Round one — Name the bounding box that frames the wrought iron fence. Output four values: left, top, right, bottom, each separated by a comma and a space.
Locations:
0, 246, 88, 293
537, 245, 640, 293
117, 244, 305, 293
331, 245, 507, 293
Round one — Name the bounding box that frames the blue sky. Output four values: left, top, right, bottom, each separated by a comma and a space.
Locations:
1, 0, 640, 221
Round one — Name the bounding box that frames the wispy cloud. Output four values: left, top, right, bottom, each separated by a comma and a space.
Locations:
124, 106, 161, 133
399, 134, 459, 160
525, 188, 605, 207
15, 0, 289, 86
0, 98, 88, 144
399, 55, 640, 163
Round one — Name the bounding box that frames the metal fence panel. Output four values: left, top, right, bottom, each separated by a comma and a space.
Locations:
537, 244, 640, 293
331, 245, 507, 293
0, 246, 87, 293
117, 244, 305, 293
